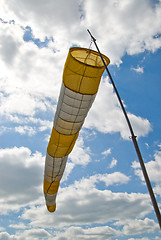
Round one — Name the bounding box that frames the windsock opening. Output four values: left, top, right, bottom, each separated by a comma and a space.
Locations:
70, 47, 110, 68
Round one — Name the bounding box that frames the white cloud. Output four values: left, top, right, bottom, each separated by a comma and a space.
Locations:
73, 172, 130, 189
109, 158, 118, 168
0, 17, 153, 140
128, 114, 152, 139
0, 229, 51, 240
7, 115, 53, 135
83, 0, 161, 64
132, 145, 161, 185
1, 0, 161, 65
145, 143, 150, 149
1, 223, 160, 240
128, 238, 150, 240
53, 226, 120, 240
0, 92, 48, 117
158, 144, 161, 149
0, 126, 11, 135
0, 21, 64, 118
84, 78, 152, 139
0, 232, 15, 240
0, 23, 56, 136
15, 125, 36, 136
61, 162, 75, 182
101, 148, 111, 157
1, 228, 52, 240
9, 223, 27, 229
117, 218, 159, 235
132, 143, 161, 219
131, 66, 144, 74
20, 174, 151, 229
16, 229, 52, 239
154, 185, 161, 198
0, 147, 44, 213
0, 0, 86, 50
69, 136, 91, 166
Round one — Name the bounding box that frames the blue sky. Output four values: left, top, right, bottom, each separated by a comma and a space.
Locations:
0, 0, 161, 239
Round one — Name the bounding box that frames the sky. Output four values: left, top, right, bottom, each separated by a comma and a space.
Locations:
0, 0, 161, 239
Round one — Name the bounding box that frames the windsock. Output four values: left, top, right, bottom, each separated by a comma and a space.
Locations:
43, 47, 110, 212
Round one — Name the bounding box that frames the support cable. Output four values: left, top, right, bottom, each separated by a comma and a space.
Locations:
87, 29, 161, 229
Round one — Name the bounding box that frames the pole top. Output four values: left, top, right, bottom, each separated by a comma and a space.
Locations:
87, 29, 96, 42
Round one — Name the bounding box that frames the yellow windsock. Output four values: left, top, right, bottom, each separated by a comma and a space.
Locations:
43, 47, 110, 212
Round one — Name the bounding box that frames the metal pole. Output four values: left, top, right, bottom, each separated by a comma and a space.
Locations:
87, 29, 161, 229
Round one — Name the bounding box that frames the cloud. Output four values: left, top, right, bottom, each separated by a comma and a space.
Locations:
0, 0, 85, 49
0, 18, 152, 140
0, 20, 64, 104
16, 229, 51, 239
53, 226, 120, 240
0, 91, 49, 117
0, 126, 11, 135
132, 144, 161, 213
84, 78, 152, 139
101, 148, 111, 157
0, 147, 44, 213
9, 222, 27, 229
109, 158, 118, 168
0, 136, 137, 231
9, 115, 52, 134
20, 173, 151, 229
69, 136, 91, 166
0, 232, 15, 240
128, 238, 149, 240
131, 66, 144, 74
0, 33, 19, 65
0, 229, 52, 240
0, 22, 60, 137
1, 0, 161, 65
9, 223, 28, 229
15, 125, 36, 136
61, 162, 75, 182
61, 136, 92, 182
132, 144, 161, 186
115, 218, 159, 235
1, 222, 160, 240
73, 172, 130, 189
0, 148, 152, 238
154, 185, 161, 198
83, 0, 161, 64
123, 218, 159, 235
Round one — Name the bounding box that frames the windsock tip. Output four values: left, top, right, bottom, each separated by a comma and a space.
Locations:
47, 204, 56, 213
